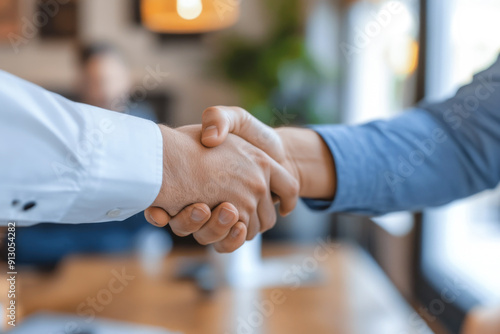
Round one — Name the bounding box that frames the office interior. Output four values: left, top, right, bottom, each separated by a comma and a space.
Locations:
0, 0, 499, 333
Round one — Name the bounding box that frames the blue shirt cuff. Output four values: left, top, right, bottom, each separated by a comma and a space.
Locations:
301, 124, 379, 215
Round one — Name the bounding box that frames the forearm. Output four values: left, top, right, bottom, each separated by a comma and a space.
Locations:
276, 128, 336, 200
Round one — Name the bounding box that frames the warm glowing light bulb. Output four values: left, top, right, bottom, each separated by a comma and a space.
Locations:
177, 0, 203, 20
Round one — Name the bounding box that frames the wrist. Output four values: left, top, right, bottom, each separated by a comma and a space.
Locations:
276, 127, 336, 200
153, 125, 198, 215
275, 127, 304, 194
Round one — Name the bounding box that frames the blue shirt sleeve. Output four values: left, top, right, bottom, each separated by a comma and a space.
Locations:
303, 55, 500, 215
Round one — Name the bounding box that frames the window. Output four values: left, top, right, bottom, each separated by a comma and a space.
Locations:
421, 0, 500, 307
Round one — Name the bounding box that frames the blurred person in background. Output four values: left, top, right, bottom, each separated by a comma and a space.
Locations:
78, 42, 157, 121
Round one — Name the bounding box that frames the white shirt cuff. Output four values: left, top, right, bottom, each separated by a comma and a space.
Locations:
60, 104, 163, 223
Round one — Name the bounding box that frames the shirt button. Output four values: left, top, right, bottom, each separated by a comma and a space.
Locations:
23, 201, 37, 211
106, 209, 122, 218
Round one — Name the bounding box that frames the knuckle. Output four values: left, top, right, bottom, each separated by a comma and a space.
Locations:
238, 213, 250, 228
261, 213, 277, 232
234, 107, 250, 123
257, 154, 271, 168
255, 182, 267, 196
247, 203, 258, 216
245, 220, 260, 241
290, 178, 300, 197
233, 106, 246, 115
203, 106, 223, 121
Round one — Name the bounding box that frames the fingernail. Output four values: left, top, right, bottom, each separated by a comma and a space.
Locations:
203, 125, 218, 139
231, 227, 241, 238
149, 214, 159, 226
219, 207, 236, 225
191, 207, 208, 222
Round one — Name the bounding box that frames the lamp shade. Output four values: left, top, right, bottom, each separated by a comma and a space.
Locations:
141, 0, 240, 34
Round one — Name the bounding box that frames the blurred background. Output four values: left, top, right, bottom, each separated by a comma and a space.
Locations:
0, 0, 499, 333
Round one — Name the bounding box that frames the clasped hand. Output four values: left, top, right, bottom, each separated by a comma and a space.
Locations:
145, 108, 300, 252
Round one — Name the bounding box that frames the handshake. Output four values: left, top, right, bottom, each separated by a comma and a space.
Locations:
143, 106, 336, 253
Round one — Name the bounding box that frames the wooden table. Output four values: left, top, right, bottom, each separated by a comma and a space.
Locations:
4, 243, 432, 334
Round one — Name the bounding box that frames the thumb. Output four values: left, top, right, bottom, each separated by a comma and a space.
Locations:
201, 106, 234, 148
201, 106, 285, 163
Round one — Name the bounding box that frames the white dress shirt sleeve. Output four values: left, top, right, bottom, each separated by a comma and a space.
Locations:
0, 71, 163, 226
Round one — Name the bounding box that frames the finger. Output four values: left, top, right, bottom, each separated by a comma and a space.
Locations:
257, 192, 277, 233
168, 203, 211, 237
144, 207, 171, 227
201, 106, 285, 162
193, 203, 239, 245
201, 106, 233, 148
269, 160, 299, 216
246, 211, 261, 241
213, 222, 247, 253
